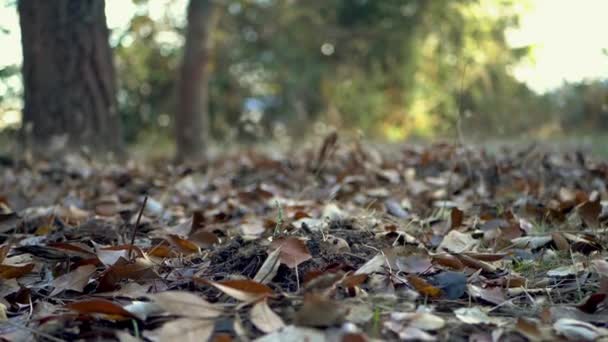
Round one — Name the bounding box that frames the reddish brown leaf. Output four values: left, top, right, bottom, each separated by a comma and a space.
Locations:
166, 234, 201, 254
432, 254, 464, 270
66, 299, 136, 318
577, 293, 607, 314
578, 200, 601, 228
269, 237, 312, 268
450, 207, 464, 229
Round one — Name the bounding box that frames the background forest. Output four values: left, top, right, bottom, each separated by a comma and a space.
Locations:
0, 0, 607, 157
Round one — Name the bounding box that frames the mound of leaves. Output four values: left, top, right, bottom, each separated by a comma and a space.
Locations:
1, 137, 608, 341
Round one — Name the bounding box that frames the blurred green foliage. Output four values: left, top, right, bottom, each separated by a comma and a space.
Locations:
1, 0, 607, 144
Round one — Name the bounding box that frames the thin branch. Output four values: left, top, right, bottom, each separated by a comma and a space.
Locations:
129, 196, 148, 261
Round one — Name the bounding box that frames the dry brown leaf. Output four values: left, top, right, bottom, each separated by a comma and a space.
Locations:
0, 263, 35, 280
50, 264, 96, 296
66, 299, 136, 319
250, 299, 285, 333
294, 293, 346, 327
0, 244, 10, 263
450, 207, 464, 229
552, 232, 570, 252
516, 317, 546, 341
166, 234, 201, 254
269, 237, 312, 268
578, 200, 601, 228
188, 230, 220, 248
146, 244, 177, 258
432, 254, 464, 270
454, 253, 497, 273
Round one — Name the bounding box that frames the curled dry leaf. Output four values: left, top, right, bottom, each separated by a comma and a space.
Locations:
250, 299, 285, 333
50, 264, 96, 296
269, 236, 312, 269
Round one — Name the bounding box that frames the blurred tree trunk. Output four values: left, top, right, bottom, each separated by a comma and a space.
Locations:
175, 0, 218, 162
18, 0, 122, 154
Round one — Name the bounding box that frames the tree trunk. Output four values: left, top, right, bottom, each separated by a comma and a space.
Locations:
175, 0, 218, 162
18, 0, 122, 154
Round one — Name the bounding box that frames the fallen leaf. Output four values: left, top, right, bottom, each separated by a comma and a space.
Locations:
553, 318, 605, 341
390, 311, 445, 331
166, 234, 201, 254
450, 207, 464, 229
431, 254, 464, 270
454, 307, 499, 325
250, 299, 285, 333
438, 230, 476, 253
551, 232, 570, 252
50, 264, 96, 296
149, 291, 222, 318
516, 317, 546, 341
253, 247, 282, 284
270, 237, 312, 268
578, 200, 601, 228
396, 255, 433, 274
355, 254, 386, 275
0, 263, 35, 279
294, 293, 346, 327
159, 318, 214, 342
0, 244, 9, 263
66, 299, 136, 319
466, 284, 506, 305
197, 278, 274, 302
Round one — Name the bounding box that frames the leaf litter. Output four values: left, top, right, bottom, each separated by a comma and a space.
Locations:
1, 138, 608, 341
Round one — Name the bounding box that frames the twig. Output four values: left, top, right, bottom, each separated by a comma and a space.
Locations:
129, 196, 148, 261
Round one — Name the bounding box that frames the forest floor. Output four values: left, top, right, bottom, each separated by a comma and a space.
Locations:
1, 134, 608, 341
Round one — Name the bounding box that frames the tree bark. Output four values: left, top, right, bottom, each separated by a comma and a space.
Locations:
175, 0, 218, 162
18, 0, 122, 154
